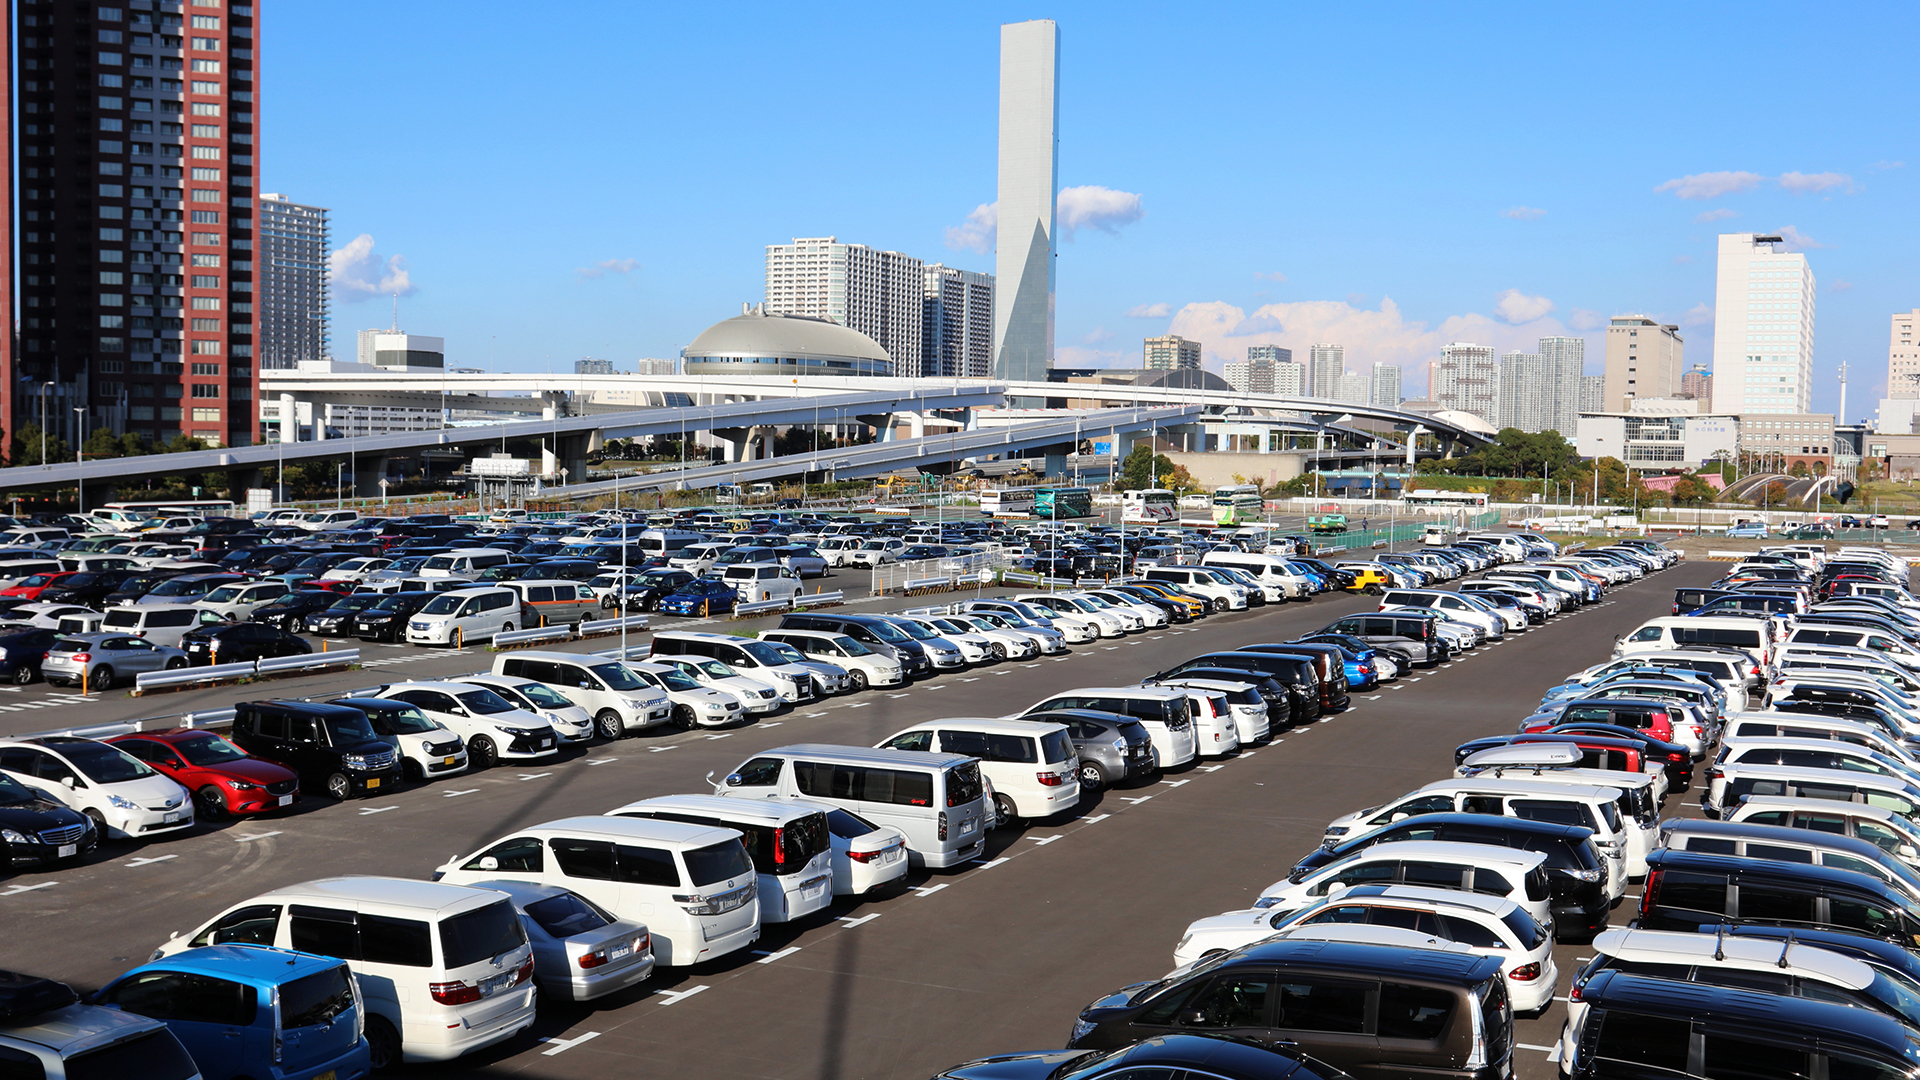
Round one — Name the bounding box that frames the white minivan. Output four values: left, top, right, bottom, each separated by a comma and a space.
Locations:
1201, 551, 1311, 600
874, 718, 1081, 822
1021, 686, 1198, 771
436, 816, 760, 967
155, 876, 538, 1067
712, 744, 989, 868
608, 795, 836, 924
418, 548, 515, 579
489, 651, 675, 739
405, 586, 522, 646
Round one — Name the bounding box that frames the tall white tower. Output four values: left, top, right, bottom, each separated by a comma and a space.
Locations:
1712, 233, 1815, 415
992, 20, 1059, 383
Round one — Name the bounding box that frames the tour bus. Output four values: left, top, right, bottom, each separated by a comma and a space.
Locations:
1211, 484, 1265, 526
1121, 489, 1179, 525
1032, 486, 1094, 520
980, 489, 1036, 518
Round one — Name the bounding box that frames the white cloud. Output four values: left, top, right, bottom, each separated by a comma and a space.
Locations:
1126, 303, 1172, 318
1502, 206, 1547, 220
1695, 207, 1738, 223
1254, 270, 1289, 282
1872, 160, 1905, 172
1829, 280, 1855, 292
1672, 255, 1695, 265
1494, 289, 1555, 325
1655, 171, 1763, 200
1682, 302, 1714, 328
330, 234, 416, 302
1779, 171, 1858, 195
1057, 185, 1145, 240
1568, 309, 1605, 331
944, 202, 997, 254
1774, 225, 1829, 251
575, 258, 638, 280
1082, 326, 1115, 345
1054, 344, 1130, 368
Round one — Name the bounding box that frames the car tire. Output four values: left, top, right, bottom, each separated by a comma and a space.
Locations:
848, 669, 869, 692
1078, 760, 1109, 791
8, 666, 29, 686
595, 710, 623, 740
365, 1015, 402, 1072
990, 642, 1009, 661
673, 704, 696, 729
164, 658, 186, 670
1210, 598, 1227, 614
91, 666, 114, 691
468, 735, 498, 770
324, 772, 352, 800
194, 784, 227, 820
992, 792, 1020, 829
83, 808, 110, 839
500, 622, 515, 635
282, 616, 301, 633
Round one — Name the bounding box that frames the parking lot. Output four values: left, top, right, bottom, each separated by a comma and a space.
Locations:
0, 555, 1713, 1078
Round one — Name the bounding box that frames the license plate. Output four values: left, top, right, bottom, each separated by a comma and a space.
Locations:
277, 794, 293, 807
444, 756, 457, 766
365, 777, 381, 789
480, 971, 513, 995
315, 1072, 337, 1080
960, 818, 977, 834
803, 883, 827, 901
57, 844, 75, 858
609, 944, 632, 961
162, 811, 182, 824
540, 738, 553, 748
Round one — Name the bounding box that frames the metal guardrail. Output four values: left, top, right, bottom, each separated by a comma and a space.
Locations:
794, 591, 845, 608
732, 598, 791, 617
578, 614, 650, 636
494, 626, 573, 648
903, 576, 949, 591
257, 651, 359, 675
134, 661, 255, 695
1001, 571, 1042, 586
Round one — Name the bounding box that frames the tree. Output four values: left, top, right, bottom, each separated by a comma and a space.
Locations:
1119, 446, 1176, 490
1669, 475, 1712, 506
1163, 465, 1201, 495
1789, 460, 1811, 478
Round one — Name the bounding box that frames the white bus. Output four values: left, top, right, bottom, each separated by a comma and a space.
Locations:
1121, 489, 1178, 524
88, 499, 238, 532
1211, 485, 1265, 526
980, 489, 1035, 518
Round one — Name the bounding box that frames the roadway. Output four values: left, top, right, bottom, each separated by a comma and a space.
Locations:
0, 561, 1715, 1078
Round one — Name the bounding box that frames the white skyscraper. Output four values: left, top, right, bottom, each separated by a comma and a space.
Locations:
1713, 233, 1815, 415
764, 237, 924, 375
1308, 343, 1345, 399
923, 265, 995, 378
1539, 335, 1586, 435
1370, 363, 1402, 408
992, 19, 1059, 382
1272, 359, 1304, 396
1434, 342, 1498, 424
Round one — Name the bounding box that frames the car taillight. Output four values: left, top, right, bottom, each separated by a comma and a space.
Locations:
1508, 962, 1541, 982
1670, 751, 1689, 763
429, 981, 483, 1005
1568, 980, 1586, 1002
772, 825, 786, 866
848, 845, 892, 863
578, 948, 610, 969
937, 810, 948, 841
70, 653, 90, 663
1641, 871, 1661, 917
1038, 771, 1066, 786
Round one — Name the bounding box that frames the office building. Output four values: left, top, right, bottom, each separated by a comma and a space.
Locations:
575, 358, 616, 375
1602, 315, 1683, 413
1370, 363, 1401, 409
1713, 233, 1816, 414
922, 264, 994, 378
1681, 364, 1713, 410
992, 19, 1058, 382
1576, 400, 1738, 471
1579, 375, 1606, 416
1432, 342, 1497, 424
257, 194, 327, 370
1247, 344, 1292, 366
1890, 310, 1920, 399
1740, 412, 1836, 474
1143, 335, 1201, 371
1308, 343, 1344, 399
356, 332, 443, 370
9, 2, 262, 450
764, 237, 922, 375
1334, 371, 1371, 405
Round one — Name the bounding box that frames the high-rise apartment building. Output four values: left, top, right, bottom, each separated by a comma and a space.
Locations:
1602, 315, 1683, 413
1308, 343, 1344, 399
1334, 370, 1370, 405
1271, 358, 1303, 396
1432, 342, 1497, 424
992, 19, 1057, 382
257, 193, 327, 370
574, 358, 616, 375
764, 236, 923, 376
922, 264, 994, 378
1143, 335, 1200, 371
1889, 310, 1920, 400
1495, 352, 1553, 433
10, 1, 262, 450
1370, 362, 1401, 408
1247, 344, 1291, 366
1713, 233, 1815, 415
634, 358, 677, 376
1222, 361, 1266, 394
1538, 335, 1585, 435
1579, 375, 1606, 415
1681, 364, 1713, 410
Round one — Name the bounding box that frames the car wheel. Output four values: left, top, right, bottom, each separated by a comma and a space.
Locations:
1078, 760, 1109, 791
673, 703, 696, 729
282, 616, 301, 633
90, 666, 114, 691
468, 735, 498, 769
848, 669, 869, 692
500, 622, 515, 635
595, 710, 623, 740
8, 666, 29, 686
365, 1015, 402, 1072
164, 657, 186, 670
194, 784, 227, 820
990, 641, 1009, 661
83, 808, 110, 839
1210, 597, 1227, 614
324, 772, 352, 800
992, 792, 1020, 828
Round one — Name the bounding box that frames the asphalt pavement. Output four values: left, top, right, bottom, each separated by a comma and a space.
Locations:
0, 558, 1715, 1079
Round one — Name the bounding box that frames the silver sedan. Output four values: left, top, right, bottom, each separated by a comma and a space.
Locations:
463, 879, 654, 1001
43, 632, 190, 690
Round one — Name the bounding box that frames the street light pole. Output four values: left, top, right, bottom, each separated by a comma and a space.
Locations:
73, 408, 86, 512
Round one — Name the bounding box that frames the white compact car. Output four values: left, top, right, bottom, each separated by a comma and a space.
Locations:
818, 803, 912, 896
1252, 841, 1555, 933
624, 661, 749, 728
0, 736, 191, 840
450, 674, 597, 744
370, 681, 560, 769
646, 655, 785, 715
759, 630, 904, 691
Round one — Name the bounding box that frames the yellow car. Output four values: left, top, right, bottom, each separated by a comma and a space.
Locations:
1342, 566, 1391, 594
1127, 580, 1210, 618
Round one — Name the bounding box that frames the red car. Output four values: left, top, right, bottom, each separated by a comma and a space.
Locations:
1, 571, 80, 601
298, 579, 357, 596
106, 729, 299, 819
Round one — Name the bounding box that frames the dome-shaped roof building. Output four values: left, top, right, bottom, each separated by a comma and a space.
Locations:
682, 304, 894, 377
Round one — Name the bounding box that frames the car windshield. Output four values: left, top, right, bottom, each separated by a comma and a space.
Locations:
823, 807, 880, 839
887, 619, 935, 641
62, 741, 155, 783
586, 661, 648, 692
369, 703, 438, 734
455, 689, 517, 715
201, 584, 247, 603
833, 636, 874, 656
321, 713, 379, 745
328, 596, 379, 614
651, 667, 703, 691
421, 594, 463, 615
679, 658, 731, 679
149, 578, 207, 596
684, 839, 754, 887
175, 733, 249, 766
763, 641, 808, 664
0, 773, 36, 806
524, 890, 614, 938
511, 681, 575, 709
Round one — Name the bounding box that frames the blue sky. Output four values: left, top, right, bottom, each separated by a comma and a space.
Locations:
275, 2, 1917, 419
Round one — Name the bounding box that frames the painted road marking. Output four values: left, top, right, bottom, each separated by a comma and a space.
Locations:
912, 883, 949, 897
359, 806, 397, 816
0, 883, 55, 896
1082, 814, 1111, 824
518, 772, 552, 781
1031, 835, 1062, 846
234, 831, 282, 841
126, 855, 176, 867
540, 1032, 601, 1056
754, 946, 802, 964
653, 986, 708, 1006
585, 758, 617, 766
442, 789, 480, 798
837, 913, 881, 928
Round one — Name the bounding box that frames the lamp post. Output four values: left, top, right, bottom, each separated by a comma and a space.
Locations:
39, 382, 53, 467
73, 408, 86, 512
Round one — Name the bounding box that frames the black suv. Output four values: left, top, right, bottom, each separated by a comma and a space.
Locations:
180, 623, 311, 666
250, 590, 339, 633
349, 592, 435, 642
36, 569, 139, 607
229, 700, 401, 800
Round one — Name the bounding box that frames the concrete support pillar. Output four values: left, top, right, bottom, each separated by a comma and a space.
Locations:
855, 414, 895, 442
279, 394, 296, 445
540, 391, 567, 422
906, 412, 926, 440
713, 427, 750, 464
556, 434, 591, 487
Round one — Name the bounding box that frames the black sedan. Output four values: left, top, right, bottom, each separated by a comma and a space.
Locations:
304, 594, 383, 636
251, 590, 340, 633
934, 1035, 1348, 1080
0, 628, 58, 685
181, 622, 312, 666
350, 592, 436, 642
0, 771, 97, 866
36, 569, 140, 607
616, 569, 697, 612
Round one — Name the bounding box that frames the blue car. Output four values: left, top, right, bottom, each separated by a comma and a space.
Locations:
1725, 522, 1769, 538
93, 944, 370, 1080
656, 577, 739, 616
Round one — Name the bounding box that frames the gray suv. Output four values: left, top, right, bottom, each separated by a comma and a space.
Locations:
1321, 612, 1450, 667
1023, 709, 1156, 790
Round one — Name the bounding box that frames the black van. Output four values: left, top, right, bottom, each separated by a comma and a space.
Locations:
1637, 849, 1920, 947
1570, 971, 1920, 1080
1159, 651, 1322, 722
229, 700, 403, 801
777, 613, 932, 676
1671, 587, 1744, 615
1322, 612, 1450, 667
1290, 812, 1610, 938
1069, 939, 1512, 1080
1241, 643, 1352, 711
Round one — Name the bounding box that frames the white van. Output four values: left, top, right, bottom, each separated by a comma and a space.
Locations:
1201, 551, 1310, 600
300, 510, 362, 532
721, 563, 804, 605
649, 631, 826, 704
418, 548, 514, 580
1142, 566, 1249, 612
405, 586, 522, 646
711, 743, 989, 868
496, 580, 600, 630
874, 718, 1080, 822
100, 603, 231, 648
1614, 615, 1774, 668
1157, 676, 1271, 745
0, 559, 61, 587
634, 529, 705, 560
489, 650, 674, 739
1021, 686, 1198, 771
435, 816, 760, 967
155, 876, 538, 1066
1785, 623, 1920, 668
1159, 685, 1243, 758
608, 795, 835, 924
667, 542, 730, 574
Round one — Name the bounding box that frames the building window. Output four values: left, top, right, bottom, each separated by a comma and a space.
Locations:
190, 384, 220, 398
191, 254, 220, 267
191, 408, 220, 422
190, 167, 221, 182
190, 340, 222, 355
191, 296, 222, 310
190, 275, 220, 288
190, 362, 220, 376
191, 102, 220, 116
190, 210, 220, 224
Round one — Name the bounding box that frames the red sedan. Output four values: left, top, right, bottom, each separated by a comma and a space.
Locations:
106, 729, 300, 819
1, 571, 80, 601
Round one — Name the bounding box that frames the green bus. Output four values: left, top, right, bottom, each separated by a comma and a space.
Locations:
1306, 513, 1348, 533
1032, 486, 1094, 519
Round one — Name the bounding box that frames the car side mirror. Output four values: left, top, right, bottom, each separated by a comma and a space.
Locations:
724, 773, 744, 787
59, 775, 75, 790
1176, 1009, 1208, 1027
476, 856, 499, 871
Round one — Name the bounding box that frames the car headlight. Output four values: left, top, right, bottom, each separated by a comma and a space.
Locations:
500, 726, 537, 737
229, 780, 259, 791
107, 794, 138, 811
1070, 1018, 1097, 1044
704, 702, 728, 712
343, 754, 372, 768
0, 829, 28, 844
1571, 867, 1603, 882
1251, 895, 1282, 910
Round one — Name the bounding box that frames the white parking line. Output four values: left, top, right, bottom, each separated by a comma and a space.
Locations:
585, 758, 617, 766
652, 985, 708, 1006
912, 883, 949, 897
518, 772, 552, 781
0, 883, 55, 896
753, 946, 802, 964
126, 855, 176, 867
836, 913, 881, 928
648, 745, 679, 753
1031, 835, 1062, 846
540, 1031, 601, 1056
358, 806, 397, 816
233, 831, 282, 841
442, 789, 480, 798
973, 857, 1010, 870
